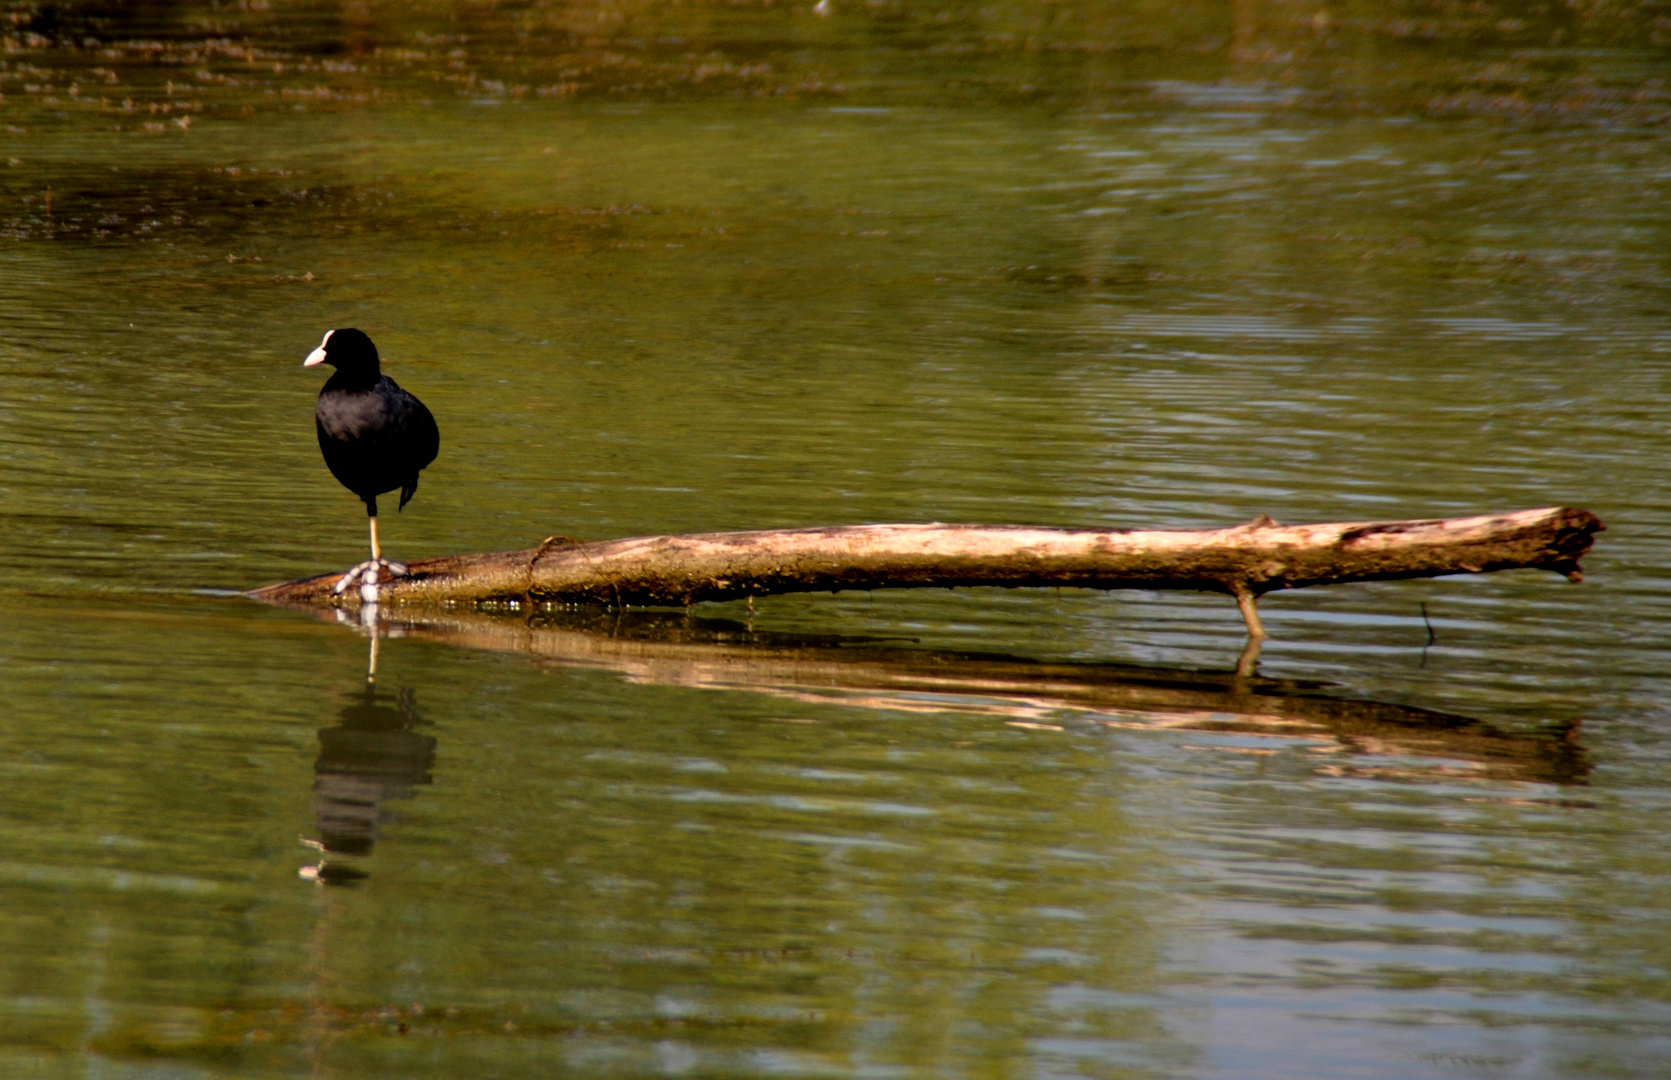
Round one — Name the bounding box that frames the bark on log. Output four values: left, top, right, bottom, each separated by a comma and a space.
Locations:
249, 506, 1603, 638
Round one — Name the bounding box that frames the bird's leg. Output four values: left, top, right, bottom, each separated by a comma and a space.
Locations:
333, 506, 411, 598
369, 515, 409, 577
358, 552, 381, 605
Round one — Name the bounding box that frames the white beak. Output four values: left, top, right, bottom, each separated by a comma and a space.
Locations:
302, 330, 333, 367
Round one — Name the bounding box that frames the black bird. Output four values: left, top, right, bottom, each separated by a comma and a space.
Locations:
304, 329, 439, 598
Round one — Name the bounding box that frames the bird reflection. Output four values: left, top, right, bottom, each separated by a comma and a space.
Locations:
300, 606, 436, 885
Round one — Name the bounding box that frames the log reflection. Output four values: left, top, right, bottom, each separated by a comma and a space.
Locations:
296, 605, 1587, 788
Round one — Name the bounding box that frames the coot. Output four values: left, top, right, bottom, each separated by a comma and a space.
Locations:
304, 329, 439, 599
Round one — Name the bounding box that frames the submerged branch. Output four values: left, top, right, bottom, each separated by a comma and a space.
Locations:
249, 506, 1604, 637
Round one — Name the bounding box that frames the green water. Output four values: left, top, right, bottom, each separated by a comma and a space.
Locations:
3, 2, 1671, 1076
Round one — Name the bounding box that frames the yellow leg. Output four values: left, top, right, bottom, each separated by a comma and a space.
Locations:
369, 515, 381, 562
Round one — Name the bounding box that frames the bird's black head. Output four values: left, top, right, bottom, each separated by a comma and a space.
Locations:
303, 328, 381, 382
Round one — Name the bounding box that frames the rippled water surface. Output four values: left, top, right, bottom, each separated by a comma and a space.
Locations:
2, 3, 1670, 1077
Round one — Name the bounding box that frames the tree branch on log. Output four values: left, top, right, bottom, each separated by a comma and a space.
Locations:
248, 506, 1603, 642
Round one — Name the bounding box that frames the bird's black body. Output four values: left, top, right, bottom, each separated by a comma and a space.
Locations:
309, 329, 439, 518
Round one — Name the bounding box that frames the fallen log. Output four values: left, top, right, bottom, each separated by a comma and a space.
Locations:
249, 506, 1603, 640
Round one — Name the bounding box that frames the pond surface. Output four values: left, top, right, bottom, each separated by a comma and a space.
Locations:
2, 2, 1670, 1077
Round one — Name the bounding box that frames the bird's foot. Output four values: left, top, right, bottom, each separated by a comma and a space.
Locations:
333, 558, 411, 601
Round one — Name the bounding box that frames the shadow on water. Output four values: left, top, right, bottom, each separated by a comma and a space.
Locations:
277, 601, 1589, 799
299, 608, 436, 886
